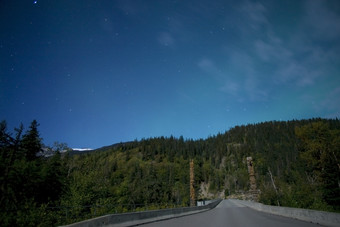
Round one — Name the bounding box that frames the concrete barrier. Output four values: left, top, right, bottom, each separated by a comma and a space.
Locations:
231, 199, 340, 227
61, 199, 222, 227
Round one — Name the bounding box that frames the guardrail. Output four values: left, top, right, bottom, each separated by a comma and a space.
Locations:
231, 199, 340, 227
61, 199, 222, 227
51, 202, 184, 224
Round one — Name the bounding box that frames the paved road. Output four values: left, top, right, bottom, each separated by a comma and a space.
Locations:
140, 200, 321, 227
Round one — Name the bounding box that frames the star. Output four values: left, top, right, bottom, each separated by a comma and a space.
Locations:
33, 1, 37, 4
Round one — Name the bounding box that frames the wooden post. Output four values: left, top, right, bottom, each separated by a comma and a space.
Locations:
190, 159, 195, 207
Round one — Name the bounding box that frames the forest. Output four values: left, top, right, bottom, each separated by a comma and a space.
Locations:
1, 118, 339, 226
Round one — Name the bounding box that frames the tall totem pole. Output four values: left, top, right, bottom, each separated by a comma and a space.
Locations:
246, 157, 259, 201
190, 159, 196, 207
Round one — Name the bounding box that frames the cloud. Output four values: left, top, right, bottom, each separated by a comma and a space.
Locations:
301, 86, 340, 118
229, 51, 269, 101
254, 37, 292, 63
247, 0, 340, 89
197, 55, 268, 102
197, 58, 238, 96
158, 32, 175, 47
244, 75, 268, 101
197, 0, 339, 105
319, 86, 340, 118
198, 58, 238, 97
303, 0, 340, 41
115, 0, 146, 16
236, 0, 268, 33
219, 81, 239, 97
176, 91, 196, 104
99, 16, 114, 33
240, 0, 268, 27
276, 62, 316, 86
262, 43, 321, 87
254, 35, 319, 86
197, 58, 221, 76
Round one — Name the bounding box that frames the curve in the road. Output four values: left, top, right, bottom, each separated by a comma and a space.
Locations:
139, 199, 321, 227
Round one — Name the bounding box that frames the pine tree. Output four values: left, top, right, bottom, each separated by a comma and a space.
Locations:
21, 120, 42, 161
295, 121, 340, 210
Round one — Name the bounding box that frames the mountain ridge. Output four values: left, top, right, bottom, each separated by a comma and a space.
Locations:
65, 118, 339, 211
1, 117, 339, 226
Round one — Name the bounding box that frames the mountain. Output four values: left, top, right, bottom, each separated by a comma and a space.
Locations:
1, 118, 339, 226
61, 118, 339, 214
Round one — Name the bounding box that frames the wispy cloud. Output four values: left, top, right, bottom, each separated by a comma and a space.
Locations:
239, 0, 268, 30
227, 51, 269, 101
176, 91, 197, 104
254, 37, 292, 63
303, 0, 340, 41
197, 54, 267, 102
197, 58, 237, 96
158, 32, 175, 47
318, 86, 340, 118
219, 81, 239, 97
241, 0, 340, 89
115, 0, 146, 16
198, 57, 239, 97
197, 0, 339, 111
254, 33, 321, 87
197, 58, 222, 78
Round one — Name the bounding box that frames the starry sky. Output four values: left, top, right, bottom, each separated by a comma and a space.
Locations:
1, 0, 340, 149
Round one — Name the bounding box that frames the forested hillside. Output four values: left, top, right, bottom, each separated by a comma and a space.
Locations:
1, 118, 339, 226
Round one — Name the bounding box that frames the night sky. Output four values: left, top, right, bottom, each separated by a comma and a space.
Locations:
1, 0, 340, 149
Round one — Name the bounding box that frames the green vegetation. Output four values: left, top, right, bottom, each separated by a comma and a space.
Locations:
1, 118, 339, 226
0, 120, 67, 226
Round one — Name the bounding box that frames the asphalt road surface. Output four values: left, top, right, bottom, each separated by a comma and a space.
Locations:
140, 200, 321, 227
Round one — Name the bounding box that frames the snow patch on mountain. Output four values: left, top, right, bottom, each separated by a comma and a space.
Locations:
72, 148, 93, 151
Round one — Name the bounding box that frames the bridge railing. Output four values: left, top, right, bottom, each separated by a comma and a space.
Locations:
44, 202, 186, 225
232, 199, 340, 227
61, 199, 222, 227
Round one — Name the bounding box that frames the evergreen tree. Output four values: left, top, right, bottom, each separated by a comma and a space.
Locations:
295, 121, 340, 210
0, 120, 69, 226
21, 120, 42, 161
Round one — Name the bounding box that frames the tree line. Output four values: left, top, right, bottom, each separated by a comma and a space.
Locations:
0, 118, 339, 226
